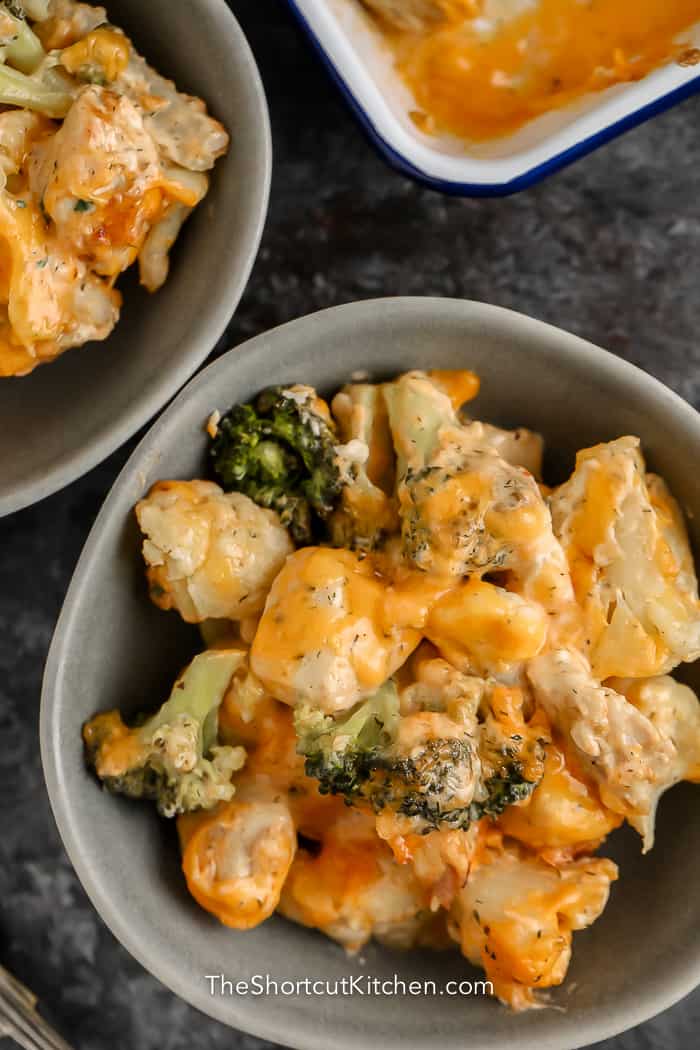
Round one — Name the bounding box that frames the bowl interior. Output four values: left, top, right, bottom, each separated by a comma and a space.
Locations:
0, 0, 270, 517
42, 299, 700, 1050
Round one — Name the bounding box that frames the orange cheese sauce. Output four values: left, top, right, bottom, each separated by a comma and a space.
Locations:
383, 0, 700, 141
250, 546, 421, 708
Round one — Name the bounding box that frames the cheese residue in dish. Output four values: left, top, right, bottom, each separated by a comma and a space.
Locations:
364, 0, 700, 141
0, 1, 229, 376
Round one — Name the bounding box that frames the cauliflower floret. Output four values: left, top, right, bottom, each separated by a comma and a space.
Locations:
136, 480, 293, 623
383, 370, 550, 577
550, 436, 700, 678
449, 832, 617, 1010
278, 806, 436, 952
383, 370, 578, 639
250, 546, 420, 712
609, 675, 700, 849
405, 436, 549, 579
179, 791, 296, 930
329, 381, 398, 550
527, 649, 676, 849
459, 419, 544, 478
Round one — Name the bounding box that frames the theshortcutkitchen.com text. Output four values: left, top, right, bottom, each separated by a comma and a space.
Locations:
205, 974, 493, 997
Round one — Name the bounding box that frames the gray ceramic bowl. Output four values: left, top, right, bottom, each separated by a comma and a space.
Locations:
42, 299, 700, 1050
0, 0, 271, 518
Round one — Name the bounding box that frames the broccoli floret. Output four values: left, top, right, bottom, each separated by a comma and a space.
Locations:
83, 650, 246, 818
470, 766, 539, 819
296, 672, 546, 831
210, 385, 343, 544
296, 681, 401, 797
471, 696, 548, 821
295, 681, 484, 831
0, 61, 72, 116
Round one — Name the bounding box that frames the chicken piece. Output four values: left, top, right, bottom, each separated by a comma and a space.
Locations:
136, 480, 293, 623
36, 0, 108, 50
179, 667, 331, 930
250, 546, 421, 712
27, 85, 165, 278
397, 651, 485, 716
497, 741, 622, 852
527, 649, 676, 849
425, 577, 548, 676
449, 832, 617, 1010
114, 49, 229, 172
179, 792, 296, 930
278, 806, 435, 952
610, 675, 700, 848
550, 437, 700, 678
0, 187, 120, 376
41, 3, 229, 172
59, 26, 131, 85
0, 110, 55, 184
376, 809, 480, 910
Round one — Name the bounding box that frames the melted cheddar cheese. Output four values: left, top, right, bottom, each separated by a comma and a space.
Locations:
368, 0, 700, 142
0, 1, 228, 376
118, 367, 700, 1012
250, 546, 421, 712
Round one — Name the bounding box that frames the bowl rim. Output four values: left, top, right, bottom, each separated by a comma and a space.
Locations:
0, 0, 272, 519
285, 0, 700, 196
41, 298, 700, 1049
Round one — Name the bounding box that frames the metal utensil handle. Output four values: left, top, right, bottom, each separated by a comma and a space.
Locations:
0, 965, 74, 1050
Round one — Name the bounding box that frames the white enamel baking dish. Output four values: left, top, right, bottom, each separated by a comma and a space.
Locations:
286, 0, 700, 195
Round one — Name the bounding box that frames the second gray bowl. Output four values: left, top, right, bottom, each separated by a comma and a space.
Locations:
0, 0, 271, 517
42, 298, 700, 1050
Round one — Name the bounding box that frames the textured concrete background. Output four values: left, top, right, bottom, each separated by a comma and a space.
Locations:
2, 1, 700, 1047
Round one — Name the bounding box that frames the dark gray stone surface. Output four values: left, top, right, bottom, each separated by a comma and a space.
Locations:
2, 1, 700, 1047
